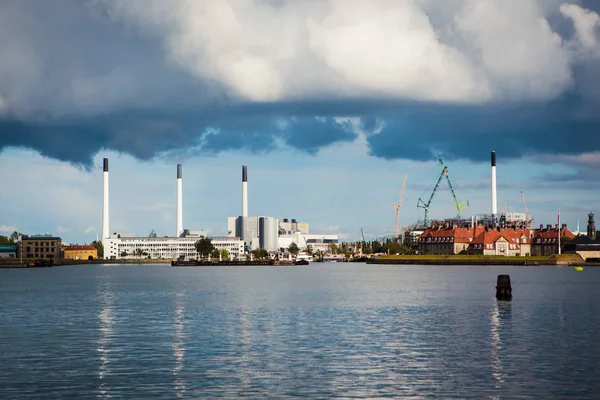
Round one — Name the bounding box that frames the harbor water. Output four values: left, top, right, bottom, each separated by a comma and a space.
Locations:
1, 264, 599, 398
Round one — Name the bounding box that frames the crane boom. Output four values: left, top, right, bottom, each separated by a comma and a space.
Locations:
394, 174, 408, 240
417, 163, 445, 225
441, 159, 469, 218
417, 159, 468, 225
501, 199, 509, 213
521, 191, 532, 228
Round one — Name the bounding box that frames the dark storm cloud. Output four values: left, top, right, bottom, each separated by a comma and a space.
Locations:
2, 95, 600, 167
1, 0, 600, 167
366, 97, 600, 163
0, 106, 360, 167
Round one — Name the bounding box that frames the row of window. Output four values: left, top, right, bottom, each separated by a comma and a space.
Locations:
423, 237, 528, 244
536, 238, 558, 243
118, 242, 241, 247
28, 241, 59, 246
25, 247, 56, 252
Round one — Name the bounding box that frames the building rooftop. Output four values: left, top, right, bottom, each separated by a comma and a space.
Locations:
64, 245, 96, 251
0, 245, 17, 252
23, 235, 61, 241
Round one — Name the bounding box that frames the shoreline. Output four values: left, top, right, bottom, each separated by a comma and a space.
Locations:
1, 255, 597, 268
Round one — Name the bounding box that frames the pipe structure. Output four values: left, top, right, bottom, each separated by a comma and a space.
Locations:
242, 165, 248, 217
102, 158, 109, 240
491, 151, 497, 218
177, 164, 183, 237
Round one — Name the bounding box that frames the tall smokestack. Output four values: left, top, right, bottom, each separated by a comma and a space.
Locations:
176, 164, 183, 237
102, 158, 109, 240
242, 165, 248, 217
491, 151, 497, 217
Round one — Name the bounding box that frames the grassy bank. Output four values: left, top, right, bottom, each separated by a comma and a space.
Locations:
369, 253, 586, 266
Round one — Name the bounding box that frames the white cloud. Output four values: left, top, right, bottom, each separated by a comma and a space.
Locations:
453, 0, 573, 100
552, 151, 600, 167
84, 226, 95, 234
0, 225, 17, 233
97, 0, 596, 104
561, 4, 600, 50
0, 0, 598, 119
560, 3, 600, 62
56, 225, 73, 233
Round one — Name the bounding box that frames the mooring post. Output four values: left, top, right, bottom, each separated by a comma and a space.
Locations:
496, 274, 512, 300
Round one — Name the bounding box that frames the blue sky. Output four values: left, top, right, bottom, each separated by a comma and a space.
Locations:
1, 0, 599, 243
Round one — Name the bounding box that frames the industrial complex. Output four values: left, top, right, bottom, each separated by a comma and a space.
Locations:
3, 150, 598, 264
407, 151, 600, 259
101, 160, 338, 260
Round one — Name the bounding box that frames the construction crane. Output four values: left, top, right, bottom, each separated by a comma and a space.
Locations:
417, 159, 469, 225
501, 199, 509, 213
521, 191, 532, 228
393, 174, 408, 241
360, 228, 366, 256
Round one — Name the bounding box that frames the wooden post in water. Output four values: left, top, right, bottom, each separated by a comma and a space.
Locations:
496, 274, 512, 300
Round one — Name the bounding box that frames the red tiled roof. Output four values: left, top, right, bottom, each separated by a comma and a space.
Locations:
421, 226, 472, 243
533, 228, 575, 239
64, 245, 96, 251
422, 226, 533, 247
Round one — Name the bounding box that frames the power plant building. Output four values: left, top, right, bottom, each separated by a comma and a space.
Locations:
228, 166, 338, 253
101, 159, 245, 260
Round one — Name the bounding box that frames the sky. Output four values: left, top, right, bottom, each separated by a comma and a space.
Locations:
1, 0, 600, 243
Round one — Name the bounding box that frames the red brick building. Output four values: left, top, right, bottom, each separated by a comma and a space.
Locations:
419, 223, 574, 257
531, 224, 575, 256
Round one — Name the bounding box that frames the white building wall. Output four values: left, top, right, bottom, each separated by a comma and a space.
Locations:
227, 217, 236, 237
277, 233, 339, 252
105, 236, 245, 260
259, 217, 279, 251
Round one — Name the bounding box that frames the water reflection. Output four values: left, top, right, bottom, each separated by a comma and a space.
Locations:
490, 300, 511, 398
235, 306, 254, 392
172, 294, 186, 398
97, 286, 114, 398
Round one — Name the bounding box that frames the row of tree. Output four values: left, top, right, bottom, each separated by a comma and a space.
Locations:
0, 231, 22, 245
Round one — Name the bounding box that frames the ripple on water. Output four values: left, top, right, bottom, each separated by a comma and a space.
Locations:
1, 264, 599, 398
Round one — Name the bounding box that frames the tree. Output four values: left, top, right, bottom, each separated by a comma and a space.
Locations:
135, 248, 144, 258
288, 242, 299, 255
219, 248, 229, 259
329, 243, 340, 254
0, 231, 22, 245
9, 231, 22, 243
195, 236, 215, 258
91, 240, 104, 258
306, 244, 313, 255
251, 248, 269, 259
120, 251, 128, 257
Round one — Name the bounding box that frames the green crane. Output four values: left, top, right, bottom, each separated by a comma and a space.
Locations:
417, 159, 469, 225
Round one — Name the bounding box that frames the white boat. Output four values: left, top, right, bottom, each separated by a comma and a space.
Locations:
295, 253, 312, 264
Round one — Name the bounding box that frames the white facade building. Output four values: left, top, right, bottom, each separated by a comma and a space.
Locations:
105, 234, 244, 260
277, 233, 339, 253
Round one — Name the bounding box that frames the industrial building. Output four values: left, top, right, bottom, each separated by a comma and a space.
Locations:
227, 165, 338, 253
417, 151, 575, 257
101, 159, 245, 260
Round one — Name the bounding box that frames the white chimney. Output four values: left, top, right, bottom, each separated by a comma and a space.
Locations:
491, 151, 497, 217
242, 165, 248, 217
102, 158, 109, 240
176, 164, 183, 237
